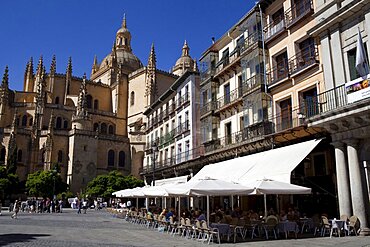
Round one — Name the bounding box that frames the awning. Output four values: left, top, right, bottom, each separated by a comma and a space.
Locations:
154, 175, 189, 186
192, 139, 321, 184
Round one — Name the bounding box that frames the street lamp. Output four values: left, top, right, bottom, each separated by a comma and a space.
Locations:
151, 142, 159, 186
52, 169, 58, 199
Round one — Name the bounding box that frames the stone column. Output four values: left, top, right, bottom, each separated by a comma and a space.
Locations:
346, 139, 370, 235
330, 26, 346, 87
332, 141, 352, 217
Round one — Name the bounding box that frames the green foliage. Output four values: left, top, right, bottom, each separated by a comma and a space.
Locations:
85, 170, 144, 199
26, 170, 68, 198
0, 163, 20, 200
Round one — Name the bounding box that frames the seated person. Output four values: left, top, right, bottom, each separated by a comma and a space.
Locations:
197, 210, 206, 221
231, 206, 241, 218
280, 210, 287, 221
165, 208, 174, 221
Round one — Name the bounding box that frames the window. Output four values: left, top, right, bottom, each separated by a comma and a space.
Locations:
17, 149, 22, 162
56, 117, 62, 129
177, 144, 182, 163
63, 120, 68, 129
224, 84, 230, 104
108, 150, 115, 167
347, 45, 368, 80
185, 141, 190, 161
225, 122, 232, 145
185, 85, 189, 101
299, 87, 318, 118
130, 91, 135, 106
108, 125, 114, 134
94, 123, 99, 132
222, 48, 230, 66
58, 150, 63, 163
86, 95, 93, 109
275, 51, 289, 80
55, 97, 60, 104
101, 123, 107, 134
22, 115, 27, 127
279, 98, 292, 130
94, 99, 99, 110
118, 151, 125, 167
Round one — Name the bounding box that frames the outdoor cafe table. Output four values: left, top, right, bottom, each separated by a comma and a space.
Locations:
329, 219, 348, 237
277, 221, 299, 239
210, 223, 231, 241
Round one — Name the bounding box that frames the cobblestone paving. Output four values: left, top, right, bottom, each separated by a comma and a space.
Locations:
0, 209, 369, 247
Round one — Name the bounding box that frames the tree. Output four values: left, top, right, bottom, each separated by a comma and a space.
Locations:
85, 170, 144, 199
26, 170, 68, 198
6, 147, 18, 174
0, 165, 19, 200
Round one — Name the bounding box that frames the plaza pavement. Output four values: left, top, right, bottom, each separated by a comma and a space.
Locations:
0, 208, 369, 247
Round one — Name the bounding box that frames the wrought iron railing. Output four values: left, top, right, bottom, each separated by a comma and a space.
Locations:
285, 0, 313, 27
267, 59, 289, 86
216, 87, 242, 109
174, 121, 190, 136
314, 84, 347, 115
242, 73, 264, 95
265, 17, 285, 41
288, 44, 319, 75
215, 57, 230, 74
241, 31, 262, 54
200, 101, 216, 116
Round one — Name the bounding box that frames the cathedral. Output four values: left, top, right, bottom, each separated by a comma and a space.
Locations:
0, 16, 197, 193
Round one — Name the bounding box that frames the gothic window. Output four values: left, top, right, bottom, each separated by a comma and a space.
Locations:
101, 123, 107, 134
94, 99, 99, 110
17, 149, 22, 163
108, 125, 114, 135
58, 150, 63, 163
55, 97, 60, 104
22, 115, 27, 127
108, 150, 115, 167
118, 151, 125, 167
56, 117, 62, 129
29, 117, 33, 126
86, 95, 93, 109
0, 147, 6, 162
63, 120, 68, 129
93, 123, 99, 132
130, 91, 135, 106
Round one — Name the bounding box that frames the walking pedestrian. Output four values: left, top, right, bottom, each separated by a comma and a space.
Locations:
83, 200, 88, 214
11, 200, 20, 219
77, 199, 82, 214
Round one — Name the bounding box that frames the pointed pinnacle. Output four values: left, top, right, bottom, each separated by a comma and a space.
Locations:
122, 13, 127, 28
36, 55, 44, 75
27, 57, 34, 76
66, 57, 72, 75
93, 55, 98, 66
2, 65, 9, 86
50, 55, 56, 74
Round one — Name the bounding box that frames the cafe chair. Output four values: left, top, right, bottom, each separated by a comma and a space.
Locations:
347, 215, 359, 236
320, 216, 331, 237
330, 219, 341, 238
264, 215, 278, 239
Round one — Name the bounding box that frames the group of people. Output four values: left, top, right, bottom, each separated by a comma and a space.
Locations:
7, 198, 64, 219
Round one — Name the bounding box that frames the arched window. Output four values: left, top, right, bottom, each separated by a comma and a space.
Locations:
101, 123, 107, 134
55, 97, 60, 104
93, 123, 99, 132
63, 120, 68, 129
29, 117, 33, 126
86, 95, 93, 109
94, 99, 99, 110
130, 91, 135, 106
108, 125, 114, 135
58, 150, 63, 163
118, 151, 125, 167
108, 150, 115, 167
56, 117, 62, 129
17, 149, 23, 162
22, 115, 27, 126
0, 147, 6, 162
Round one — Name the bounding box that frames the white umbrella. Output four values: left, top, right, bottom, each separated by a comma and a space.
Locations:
245, 178, 312, 217
166, 177, 254, 223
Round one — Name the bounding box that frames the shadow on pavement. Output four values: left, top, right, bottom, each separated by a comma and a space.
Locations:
0, 234, 50, 246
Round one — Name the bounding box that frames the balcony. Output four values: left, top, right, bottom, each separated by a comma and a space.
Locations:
267, 60, 290, 87
174, 120, 190, 137
214, 52, 242, 78
215, 87, 243, 112
288, 44, 319, 76
168, 102, 176, 115
158, 129, 175, 147
204, 121, 274, 153
200, 101, 216, 117
242, 73, 264, 96
241, 31, 262, 55
200, 67, 216, 82
265, 17, 286, 42
285, 0, 313, 28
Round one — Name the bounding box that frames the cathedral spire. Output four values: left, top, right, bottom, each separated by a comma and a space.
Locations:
145, 43, 157, 101
35, 55, 44, 78
76, 73, 88, 117
122, 13, 127, 28
65, 57, 72, 95
66, 57, 72, 77
24, 57, 34, 92
182, 40, 190, 57
50, 55, 56, 76
91, 55, 98, 75
148, 43, 156, 71
1, 65, 9, 89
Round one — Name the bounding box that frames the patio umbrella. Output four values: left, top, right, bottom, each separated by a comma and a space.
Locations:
166, 177, 254, 223
245, 178, 312, 217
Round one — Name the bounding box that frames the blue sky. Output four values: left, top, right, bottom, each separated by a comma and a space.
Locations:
0, 1, 254, 91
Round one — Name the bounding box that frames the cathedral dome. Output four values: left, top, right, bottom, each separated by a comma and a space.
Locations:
100, 49, 142, 72
172, 40, 195, 76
